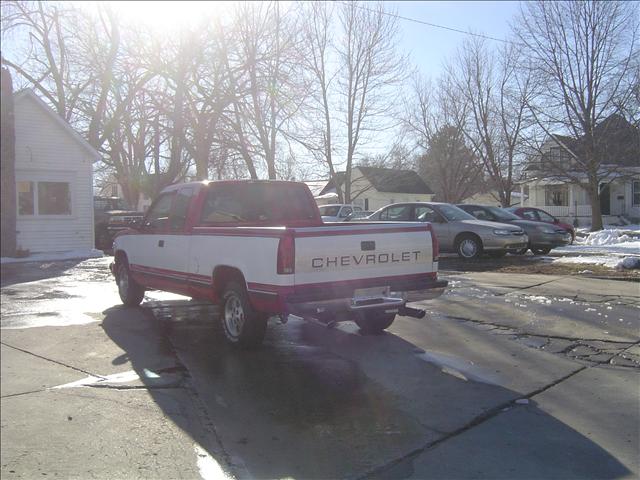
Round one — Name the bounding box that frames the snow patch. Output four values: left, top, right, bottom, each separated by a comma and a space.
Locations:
1, 249, 104, 264
417, 351, 503, 386
194, 444, 231, 480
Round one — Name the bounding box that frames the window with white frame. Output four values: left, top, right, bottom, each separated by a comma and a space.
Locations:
17, 181, 71, 215
633, 180, 640, 206
544, 185, 568, 206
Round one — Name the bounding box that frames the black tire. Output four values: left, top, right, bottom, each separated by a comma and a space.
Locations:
531, 247, 552, 255
220, 281, 267, 348
488, 250, 507, 258
355, 311, 395, 334
116, 260, 145, 307
455, 234, 483, 259
514, 248, 529, 255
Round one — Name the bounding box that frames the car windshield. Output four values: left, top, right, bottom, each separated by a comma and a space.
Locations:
437, 204, 476, 221
318, 206, 340, 216
486, 206, 521, 221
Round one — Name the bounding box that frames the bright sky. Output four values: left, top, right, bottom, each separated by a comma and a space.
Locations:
81, 0, 522, 80
394, 1, 522, 79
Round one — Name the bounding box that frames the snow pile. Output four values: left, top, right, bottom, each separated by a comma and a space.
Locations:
554, 255, 625, 268
0, 249, 104, 264
582, 229, 633, 246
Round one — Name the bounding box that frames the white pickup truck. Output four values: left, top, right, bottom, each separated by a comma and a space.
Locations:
111, 180, 447, 347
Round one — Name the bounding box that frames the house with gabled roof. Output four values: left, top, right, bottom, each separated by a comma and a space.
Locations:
520, 115, 640, 225
315, 166, 434, 210
11, 89, 100, 253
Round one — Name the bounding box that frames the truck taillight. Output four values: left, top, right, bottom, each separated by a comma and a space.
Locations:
428, 224, 439, 262
277, 233, 295, 274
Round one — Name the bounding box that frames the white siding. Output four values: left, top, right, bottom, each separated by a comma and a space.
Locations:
350, 168, 434, 211
14, 94, 95, 253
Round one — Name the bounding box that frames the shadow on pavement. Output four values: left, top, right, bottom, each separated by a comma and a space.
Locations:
1, 260, 84, 287
100, 299, 631, 479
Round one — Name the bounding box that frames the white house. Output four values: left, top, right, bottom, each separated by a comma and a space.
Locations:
13, 90, 100, 253
314, 166, 434, 211
520, 116, 640, 226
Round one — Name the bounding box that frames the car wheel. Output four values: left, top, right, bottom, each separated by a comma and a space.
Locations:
531, 247, 552, 255
355, 311, 395, 334
116, 260, 145, 307
221, 281, 267, 348
456, 234, 483, 259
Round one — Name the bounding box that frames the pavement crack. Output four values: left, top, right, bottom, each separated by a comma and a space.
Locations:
445, 315, 634, 344
357, 364, 588, 480
492, 277, 564, 296
1, 389, 47, 399
0, 341, 106, 379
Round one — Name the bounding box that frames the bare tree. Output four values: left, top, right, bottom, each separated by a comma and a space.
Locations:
514, 0, 639, 230
338, 2, 408, 203
442, 37, 532, 206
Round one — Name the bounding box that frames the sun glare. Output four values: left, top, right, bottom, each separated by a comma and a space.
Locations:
82, 1, 239, 30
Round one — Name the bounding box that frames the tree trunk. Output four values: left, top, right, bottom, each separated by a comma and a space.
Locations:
587, 180, 604, 231
1, 67, 17, 257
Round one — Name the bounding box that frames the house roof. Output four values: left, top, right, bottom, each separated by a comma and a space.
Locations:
528, 114, 639, 172
14, 89, 101, 161
321, 167, 433, 195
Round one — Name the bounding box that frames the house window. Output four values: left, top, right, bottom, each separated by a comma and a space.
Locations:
633, 180, 640, 206
544, 185, 568, 206
17, 181, 35, 215
38, 182, 71, 215
111, 185, 118, 197
17, 181, 71, 216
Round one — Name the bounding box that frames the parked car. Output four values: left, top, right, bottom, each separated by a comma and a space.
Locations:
318, 204, 363, 222
507, 207, 576, 243
94, 196, 144, 251
457, 204, 572, 255
111, 181, 447, 347
367, 202, 528, 259
345, 210, 374, 221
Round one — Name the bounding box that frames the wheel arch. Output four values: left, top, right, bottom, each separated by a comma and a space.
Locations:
212, 265, 247, 298
454, 231, 483, 249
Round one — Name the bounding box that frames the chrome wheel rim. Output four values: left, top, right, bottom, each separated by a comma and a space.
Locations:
460, 239, 478, 258
224, 294, 244, 339
118, 266, 129, 297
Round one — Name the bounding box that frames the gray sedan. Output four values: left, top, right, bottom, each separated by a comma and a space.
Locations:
368, 202, 528, 259
457, 204, 571, 254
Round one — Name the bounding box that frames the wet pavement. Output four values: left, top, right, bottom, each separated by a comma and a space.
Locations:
1, 258, 638, 479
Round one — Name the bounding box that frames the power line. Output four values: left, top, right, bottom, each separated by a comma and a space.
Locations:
344, 1, 515, 45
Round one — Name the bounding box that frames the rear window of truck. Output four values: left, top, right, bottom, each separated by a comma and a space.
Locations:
199, 183, 318, 224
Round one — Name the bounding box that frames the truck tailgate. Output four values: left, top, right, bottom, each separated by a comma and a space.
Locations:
292, 223, 435, 286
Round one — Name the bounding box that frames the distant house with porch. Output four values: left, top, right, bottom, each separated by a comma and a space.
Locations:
12, 90, 100, 253
519, 115, 640, 226
313, 166, 434, 211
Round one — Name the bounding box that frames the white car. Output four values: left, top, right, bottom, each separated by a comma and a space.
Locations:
318, 204, 363, 222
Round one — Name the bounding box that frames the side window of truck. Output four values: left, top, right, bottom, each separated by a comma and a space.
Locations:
169, 187, 194, 231
144, 193, 174, 230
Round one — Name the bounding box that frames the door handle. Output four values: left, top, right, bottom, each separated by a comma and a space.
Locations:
158, 240, 164, 247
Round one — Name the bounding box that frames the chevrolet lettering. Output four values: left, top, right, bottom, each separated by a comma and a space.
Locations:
312, 251, 422, 269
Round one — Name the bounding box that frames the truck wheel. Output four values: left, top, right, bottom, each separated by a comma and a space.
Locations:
355, 311, 395, 334
221, 281, 267, 348
116, 260, 145, 307
455, 234, 483, 259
